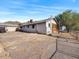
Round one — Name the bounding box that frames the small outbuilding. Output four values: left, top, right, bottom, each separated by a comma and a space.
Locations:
0, 23, 18, 32
20, 17, 58, 35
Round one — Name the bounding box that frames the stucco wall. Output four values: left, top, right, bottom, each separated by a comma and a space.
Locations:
6, 27, 17, 32
46, 19, 57, 34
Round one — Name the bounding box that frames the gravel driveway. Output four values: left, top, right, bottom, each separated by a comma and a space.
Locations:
0, 32, 56, 59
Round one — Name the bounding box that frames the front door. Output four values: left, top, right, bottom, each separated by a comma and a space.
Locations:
52, 24, 58, 33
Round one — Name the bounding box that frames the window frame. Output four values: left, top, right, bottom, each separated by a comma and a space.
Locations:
32, 24, 35, 29
27, 25, 29, 28
48, 23, 50, 27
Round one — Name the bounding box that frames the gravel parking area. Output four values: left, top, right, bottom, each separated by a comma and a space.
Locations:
0, 32, 78, 59
0, 32, 56, 59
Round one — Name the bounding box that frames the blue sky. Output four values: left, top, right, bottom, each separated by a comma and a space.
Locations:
0, 0, 79, 22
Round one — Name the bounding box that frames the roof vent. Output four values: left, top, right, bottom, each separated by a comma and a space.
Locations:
30, 19, 33, 23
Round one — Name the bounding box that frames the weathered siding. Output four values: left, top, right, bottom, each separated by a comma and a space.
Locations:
36, 23, 46, 34
20, 19, 57, 34
21, 23, 46, 34
21, 24, 37, 33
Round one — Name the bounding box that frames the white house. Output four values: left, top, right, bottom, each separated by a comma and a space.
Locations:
20, 17, 58, 34
0, 23, 18, 32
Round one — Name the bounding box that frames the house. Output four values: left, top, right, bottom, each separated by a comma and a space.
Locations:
0, 23, 18, 32
20, 17, 58, 34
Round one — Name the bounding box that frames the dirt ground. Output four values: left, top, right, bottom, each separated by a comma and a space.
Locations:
0, 32, 56, 59
52, 33, 79, 59
0, 32, 79, 59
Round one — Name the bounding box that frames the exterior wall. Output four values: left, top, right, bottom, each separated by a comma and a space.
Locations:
36, 23, 46, 34
46, 20, 52, 34
21, 22, 46, 34
21, 19, 57, 34
6, 27, 17, 32
46, 19, 57, 34
21, 24, 37, 33
51, 20, 58, 33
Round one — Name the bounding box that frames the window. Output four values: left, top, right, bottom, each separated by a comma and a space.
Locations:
27, 25, 29, 28
20, 26, 22, 28
32, 25, 35, 29
48, 23, 50, 27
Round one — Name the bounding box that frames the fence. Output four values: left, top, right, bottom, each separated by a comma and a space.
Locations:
50, 34, 79, 59
70, 31, 79, 40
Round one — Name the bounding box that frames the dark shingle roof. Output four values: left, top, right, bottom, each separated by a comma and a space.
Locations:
21, 17, 54, 26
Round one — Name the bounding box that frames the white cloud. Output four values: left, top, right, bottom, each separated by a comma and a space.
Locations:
25, 11, 41, 14
0, 11, 14, 15
29, 4, 79, 11
0, 0, 79, 22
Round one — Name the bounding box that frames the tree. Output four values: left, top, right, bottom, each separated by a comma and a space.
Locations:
55, 10, 79, 31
